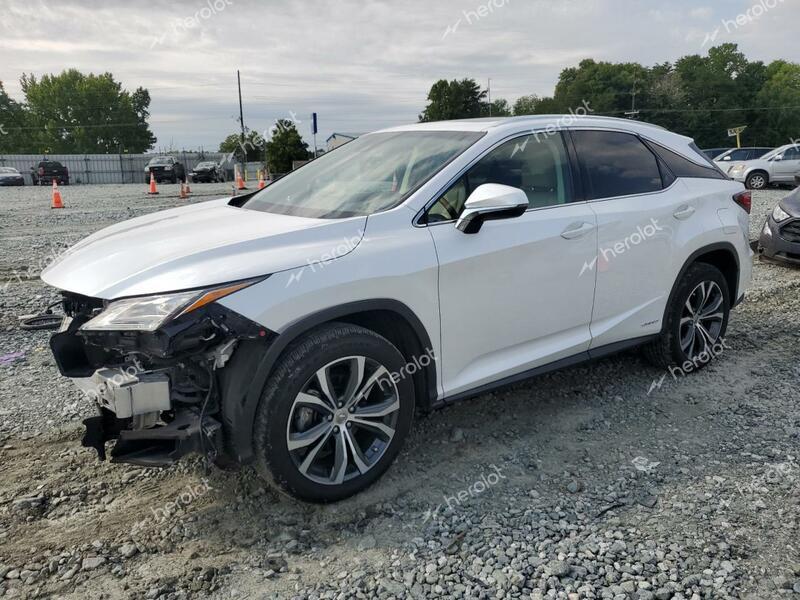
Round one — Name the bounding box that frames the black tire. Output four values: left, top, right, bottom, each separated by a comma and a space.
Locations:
253, 323, 415, 502
745, 171, 768, 190
644, 262, 730, 370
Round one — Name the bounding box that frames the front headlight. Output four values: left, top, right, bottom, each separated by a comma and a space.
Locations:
772, 204, 791, 222
80, 280, 258, 332
729, 164, 745, 174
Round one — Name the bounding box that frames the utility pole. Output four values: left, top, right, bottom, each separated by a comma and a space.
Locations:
487, 78, 492, 117
237, 70, 246, 174
625, 70, 640, 120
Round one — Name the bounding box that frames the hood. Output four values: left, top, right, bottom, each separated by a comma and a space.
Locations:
780, 187, 800, 217
41, 197, 366, 299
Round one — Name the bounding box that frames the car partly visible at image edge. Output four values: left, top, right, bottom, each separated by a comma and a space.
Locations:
41, 115, 752, 502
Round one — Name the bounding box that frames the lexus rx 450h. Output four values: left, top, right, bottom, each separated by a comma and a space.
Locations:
43, 116, 752, 501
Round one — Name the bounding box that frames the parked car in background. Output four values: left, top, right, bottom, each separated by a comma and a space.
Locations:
727, 144, 800, 190
758, 186, 800, 265
42, 116, 752, 502
144, 156, 186, 183
0, 167, 25, 186
31, 160, 69, 185
702, 148, 732, 161
713, 147, 773, 173
190, 161, 224, 183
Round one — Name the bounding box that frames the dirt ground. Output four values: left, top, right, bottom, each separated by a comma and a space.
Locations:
0, 184, 798, 599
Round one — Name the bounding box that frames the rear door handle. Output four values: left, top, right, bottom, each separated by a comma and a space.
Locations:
673, 205, 696, 220
561, 221, 596, 240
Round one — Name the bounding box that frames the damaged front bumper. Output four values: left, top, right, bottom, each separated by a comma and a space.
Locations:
49, 292, 271, 468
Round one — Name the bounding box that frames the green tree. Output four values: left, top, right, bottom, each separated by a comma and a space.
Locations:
265, 120, 309, 173
752, 61, 800, 146
481, 98, 512, 117
0, 82, 28, 153
19, 69, 155, 153
512, 94, 560, 115
419, 79, 487, 122
219, 129, 266, 161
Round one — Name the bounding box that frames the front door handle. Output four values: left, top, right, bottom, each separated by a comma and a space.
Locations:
561, 221, 595, 240
673, 205, 696, 220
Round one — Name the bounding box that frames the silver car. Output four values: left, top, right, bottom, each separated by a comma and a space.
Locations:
727, 144, 800, 190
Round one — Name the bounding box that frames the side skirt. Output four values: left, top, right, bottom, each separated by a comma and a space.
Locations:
433, 334, 659, 408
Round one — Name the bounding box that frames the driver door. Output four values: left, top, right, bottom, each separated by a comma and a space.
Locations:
425, 132, 598, 397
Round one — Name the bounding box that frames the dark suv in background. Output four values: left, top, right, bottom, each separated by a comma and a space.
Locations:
145, 156, 186, 183
31, 160, 69, 185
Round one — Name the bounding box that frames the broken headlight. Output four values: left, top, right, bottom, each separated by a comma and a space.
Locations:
81, 280, 259, 332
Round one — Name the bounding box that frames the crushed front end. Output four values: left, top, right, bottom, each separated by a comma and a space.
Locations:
49, 283, 271, 467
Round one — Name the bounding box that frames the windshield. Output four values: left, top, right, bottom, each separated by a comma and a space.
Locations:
0, 167, 18, 174
196, 162, 216, 168
149, 157, 172, 165
242, 131, 483, 218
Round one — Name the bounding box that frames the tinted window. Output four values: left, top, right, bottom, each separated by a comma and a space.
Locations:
649, 142, 726, 180
727, 149, 751, 160
571, 131, 662, 200
782, 147, 800, 160
426, 132, 574, 222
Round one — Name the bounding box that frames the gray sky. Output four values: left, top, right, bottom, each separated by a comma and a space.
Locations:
1, 0, 797, 151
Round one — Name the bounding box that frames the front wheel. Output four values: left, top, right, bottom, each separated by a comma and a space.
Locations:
253, 323, 415, 502
645, 262, 730, 370
746, 172, 768, 190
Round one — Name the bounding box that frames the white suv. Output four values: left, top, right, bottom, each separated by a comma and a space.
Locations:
42, 116, 753, 501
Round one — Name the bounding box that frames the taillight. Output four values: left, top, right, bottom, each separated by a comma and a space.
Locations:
733, 190, 751, 214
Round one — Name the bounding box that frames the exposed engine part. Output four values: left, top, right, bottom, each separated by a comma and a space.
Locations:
208, 339, 238, 369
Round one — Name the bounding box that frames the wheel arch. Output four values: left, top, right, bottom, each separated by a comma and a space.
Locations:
662, 242, 740, 331
220, 299, 437, 465
745, 169, 769, 187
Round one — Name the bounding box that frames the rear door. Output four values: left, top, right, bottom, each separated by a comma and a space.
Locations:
425, 131, 598, 397
569, 129, 703, 348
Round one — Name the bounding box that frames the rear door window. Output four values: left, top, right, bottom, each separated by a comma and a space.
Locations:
570, 130, 663, 200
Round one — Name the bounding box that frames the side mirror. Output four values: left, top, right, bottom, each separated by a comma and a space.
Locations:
773, 155, 783, 162
456, 184, 529, 234
723, 156, 731, 161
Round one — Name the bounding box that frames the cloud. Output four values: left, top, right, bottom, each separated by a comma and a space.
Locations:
0, 0, 797, 150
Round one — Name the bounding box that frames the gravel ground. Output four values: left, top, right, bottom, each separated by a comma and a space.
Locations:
0, 184, 799, 599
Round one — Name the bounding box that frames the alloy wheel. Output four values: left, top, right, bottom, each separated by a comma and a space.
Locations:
749, 174, 766, 189
286, 356, 400, 485
679, 281, 724, 361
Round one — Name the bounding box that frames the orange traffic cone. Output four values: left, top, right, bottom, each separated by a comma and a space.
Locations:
236, 167, 247, 191
179, 182, 188, 199
147, 172, 159, 195
51, 180, 64, 209
258, 173, 266, 189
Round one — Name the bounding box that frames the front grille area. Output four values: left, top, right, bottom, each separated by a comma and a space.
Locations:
779, 220, 800, 243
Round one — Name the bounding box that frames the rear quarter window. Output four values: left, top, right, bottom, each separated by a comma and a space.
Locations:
648, 142, 727, 180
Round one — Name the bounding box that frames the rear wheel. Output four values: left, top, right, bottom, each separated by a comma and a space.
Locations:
253, 323, 414, 502
645, 263, 730, 369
